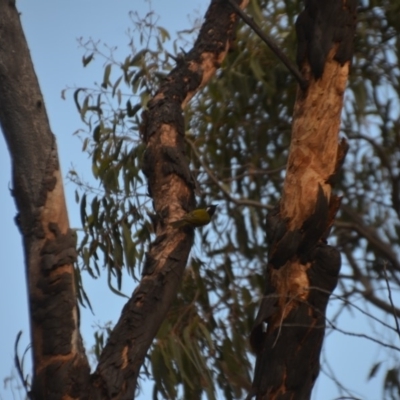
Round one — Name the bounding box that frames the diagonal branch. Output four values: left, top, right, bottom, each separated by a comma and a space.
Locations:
339, 205, 400, 272
89, 1, 250, 398
227, 0, 307, 90
382, 262, 400, 340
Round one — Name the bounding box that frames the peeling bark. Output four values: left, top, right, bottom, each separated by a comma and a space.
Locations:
89, 1, 249, 399
249, 1, 357, 399
0, 1, 90, 399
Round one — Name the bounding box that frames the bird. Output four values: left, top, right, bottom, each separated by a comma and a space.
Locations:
170, 205, 217, 228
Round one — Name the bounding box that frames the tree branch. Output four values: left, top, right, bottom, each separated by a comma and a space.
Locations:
0, 1, 90, 397
339, 206, 400, 272
383, 262, 400, 340
226, 0, 308, 90
89, 1, 250, 398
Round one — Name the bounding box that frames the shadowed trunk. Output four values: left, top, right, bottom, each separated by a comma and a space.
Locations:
249, 1, 357, 399
0, 1, 90, 398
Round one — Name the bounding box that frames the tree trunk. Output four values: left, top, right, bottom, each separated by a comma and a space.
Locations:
0, 1, 90, 398
249, 1, 357, 399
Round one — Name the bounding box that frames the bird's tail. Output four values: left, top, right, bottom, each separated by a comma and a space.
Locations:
170, 219, 187, 228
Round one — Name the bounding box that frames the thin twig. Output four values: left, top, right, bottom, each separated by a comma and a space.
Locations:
320, 351, 364, 400
337, 207, 400, 272
382, 261, 400, 341
327, 324, 400, 351
14, 331, 32, 399
308, 286, 399, 332
280, 311, 400, 352
227, 0, 308, 90
186, 137, 271, 210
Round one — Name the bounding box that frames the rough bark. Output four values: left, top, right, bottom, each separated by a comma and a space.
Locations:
0, 1, 90, 399
249, 0, 357, 399
88, 1, 249, 399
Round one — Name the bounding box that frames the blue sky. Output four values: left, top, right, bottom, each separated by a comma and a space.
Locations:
0, 1, 392, 399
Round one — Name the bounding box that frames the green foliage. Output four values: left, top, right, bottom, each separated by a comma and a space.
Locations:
384, 368, 400, 400
70, 11, 175, 291
92, 322, 113, 362
71, 1, 400, 398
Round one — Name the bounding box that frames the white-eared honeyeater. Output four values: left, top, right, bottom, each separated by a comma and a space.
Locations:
170, 205, 217, 228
